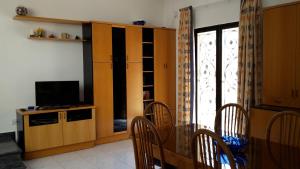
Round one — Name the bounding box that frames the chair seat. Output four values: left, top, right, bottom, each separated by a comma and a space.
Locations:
212, 136, 248, 166
222, 136, 248, 153
220, 152, 248, 166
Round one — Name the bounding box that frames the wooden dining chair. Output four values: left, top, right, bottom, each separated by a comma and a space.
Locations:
214, 103, 249, 139
266, 111, 300, 169
131, 116, 166, 169
192, 129, 236, 169
144, 101, 174, 143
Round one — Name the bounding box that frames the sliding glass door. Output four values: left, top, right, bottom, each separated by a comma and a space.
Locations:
195, 23, 239, 129
196, 30, 217, 129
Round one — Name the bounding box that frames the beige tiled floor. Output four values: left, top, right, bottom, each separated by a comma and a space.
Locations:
24, 140, 135, 169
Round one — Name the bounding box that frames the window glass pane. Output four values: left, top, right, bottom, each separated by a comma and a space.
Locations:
222, 27, 239, 105
196, 30, 216, 130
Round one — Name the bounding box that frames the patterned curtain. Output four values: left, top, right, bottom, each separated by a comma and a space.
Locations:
178, 6, 193, 125
237, 0, 263, 112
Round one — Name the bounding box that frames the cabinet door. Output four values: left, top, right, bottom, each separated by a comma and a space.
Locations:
295, 4, 300, 108
167, 30, 176, 109
92, 23, 112, 62
62, 109, 96, 145
94, 63, 114, 138
154, 29, 168, 104
126, 63, 143, 134
24, 112, 63, 152
263, 5, 296, 107
126, 26, 142, 62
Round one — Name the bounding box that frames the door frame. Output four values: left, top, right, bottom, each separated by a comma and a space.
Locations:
194, 22, 239, 125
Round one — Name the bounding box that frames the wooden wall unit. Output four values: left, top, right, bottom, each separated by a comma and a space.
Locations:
263, 2, 300, 108
126, 63, 143, 134
126, 26, 143, 62
23, 113, 63, 152
154, 29, 176, 115
250, 107, 300, 144
142, 28, 155, 108
154, 29, 168, 104
92, 23, 112, 63
250, 108, 276, 140
84, 22, 176, 144
166, 30, 176, 110
126, 26, 143, 135
296, 4, 300, 106
63, 109, 96, 145
17, 106, 96, 159
88, 23, 145, 143
93, 62, 114, 138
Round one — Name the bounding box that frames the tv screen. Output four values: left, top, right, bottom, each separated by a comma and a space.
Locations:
35, 81, 80, 107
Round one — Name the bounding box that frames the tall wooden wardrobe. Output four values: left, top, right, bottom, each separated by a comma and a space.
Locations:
263, 2, 300, 108
83, 22, 176, 144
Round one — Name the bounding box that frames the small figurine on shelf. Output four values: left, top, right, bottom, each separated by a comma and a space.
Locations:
16, 6, 28, 16
61, 33, 70, 39
29, 29, 35, 38
33, 28, 45, 38
133, 20, 146, 26
75, 35, 81, 40
48, 34, 56, 38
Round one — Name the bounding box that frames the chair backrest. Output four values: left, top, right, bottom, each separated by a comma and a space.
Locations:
144, 102, 174, 142
266, 111, 300, 169
131, 116, 165, 169
191, 129, 236, 169
214, 103, 249, 139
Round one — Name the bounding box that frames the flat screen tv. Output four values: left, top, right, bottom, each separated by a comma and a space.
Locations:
35, 81, 80, 107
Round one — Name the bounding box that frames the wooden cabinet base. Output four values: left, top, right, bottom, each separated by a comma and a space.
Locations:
95, 133, 129, 145
24, 141, 95, 160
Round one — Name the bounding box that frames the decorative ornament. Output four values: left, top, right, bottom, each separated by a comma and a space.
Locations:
75, 35, 81, 40
48, 34, 56, 38
16, 6, 28, 16
61, 33, 71, 39
34, 28, 45, 37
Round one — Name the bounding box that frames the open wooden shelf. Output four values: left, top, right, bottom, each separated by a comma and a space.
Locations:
143, 85, 154, 87
142, 42, 153, 44
28, 37, 85, 42
143, 99, 154, 102
14, 15, 89, 25
143, 56, 153, 59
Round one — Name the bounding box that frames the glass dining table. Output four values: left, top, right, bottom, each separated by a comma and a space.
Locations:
152, 124, 300, 169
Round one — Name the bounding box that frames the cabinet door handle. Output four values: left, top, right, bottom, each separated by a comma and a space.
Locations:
292, 90, 295, 98
165, 64, 168, 69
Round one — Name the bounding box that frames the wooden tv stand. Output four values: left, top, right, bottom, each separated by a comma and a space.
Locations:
16, 105, 96, 160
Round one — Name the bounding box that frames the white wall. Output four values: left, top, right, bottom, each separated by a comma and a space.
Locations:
0, 0, 164, 133
0, 0, 297, 133
263, 0, 298, 6
162, 0, 299, 29
161, 0, 298, 124
162, 0, 240, 29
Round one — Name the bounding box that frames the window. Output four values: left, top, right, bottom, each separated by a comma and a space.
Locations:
194, 22, 239, 129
